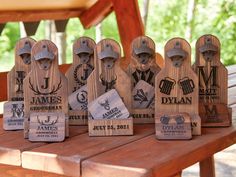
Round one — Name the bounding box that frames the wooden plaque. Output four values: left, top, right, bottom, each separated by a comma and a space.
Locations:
155, 37, 201, 136
87, 39, 133, 136
127, 36, 161, 124
29, 112, 65, 142
193, 34, 231, 127
65, 37, 95, 125
23, 40, 68, 140
4, 37, 36, 130
3, 101, 24, 130
156, 113, 192, 140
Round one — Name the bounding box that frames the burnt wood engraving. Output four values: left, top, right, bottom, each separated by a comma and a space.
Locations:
3, 37, 36, 130
23, 40, 68, 141
155, 38, 201, 137
193, 34, 231, 127
87, 39, 133, 136
65, 37, 95, 125
127, 36, 161, 124
156, 113, 192, 140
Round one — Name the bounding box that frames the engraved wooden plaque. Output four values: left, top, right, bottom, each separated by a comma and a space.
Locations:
65, 37, 95, 125
23, 40, 68, 141
127, 36, 161, 124
193, 34, 231, 127
155, 37, 201, 136
87, 39, 133, 136
156, 113, 192, 140
29, 112, 65, 142
4, 37, 36, 130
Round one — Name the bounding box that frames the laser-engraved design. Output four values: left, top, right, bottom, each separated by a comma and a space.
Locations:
178, 77, 195, 95
159, 77, 176, 95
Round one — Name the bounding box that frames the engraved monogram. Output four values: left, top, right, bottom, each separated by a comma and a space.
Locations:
29, 77, 62, 95
132, 69, 155, 86
11, 103, 24, 118
16, 71, 26, 94
160, 115, 185, 125
37, 115, 58, 126
133, 89, 148, 104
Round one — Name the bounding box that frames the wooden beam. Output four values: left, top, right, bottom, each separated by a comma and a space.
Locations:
0, 23, 6, 35
0, 10, 83, 23
55, 19, 69, 32
23, 21, 40, 36
112, 0, 144, 68
79, 0, 113, 29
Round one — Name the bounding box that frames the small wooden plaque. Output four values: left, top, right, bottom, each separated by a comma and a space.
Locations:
24, 40, 68, 139
127, 36, 161, 124
155, 38, 201, 135
193, 34, 231, 127
132, 80, 155, 109
3, 101, 24, 130
65, 37, 95, 125
156, 113, 192, 140
87, 39, 133, 136
88, 89, 130, 120
29, 112, 65, 142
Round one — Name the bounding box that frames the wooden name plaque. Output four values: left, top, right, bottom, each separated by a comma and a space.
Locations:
23, 40, 68, 141
66, 37, 95, 125
155, 38, 201, 136
156, 113, 192, 140
3, 101, 24, 130
29, 112, 65, 142
127, 36, 161, 124
193, 34, 232, 127
3, 37, 36, 130
87, 39, 133, 136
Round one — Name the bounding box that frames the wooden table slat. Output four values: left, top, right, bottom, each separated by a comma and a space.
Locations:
22, 125, 154, 177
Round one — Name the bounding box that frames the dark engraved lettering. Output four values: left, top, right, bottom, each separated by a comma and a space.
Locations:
159, 77, 176, 95
11, 103, 24, 118
41, 77, 49, 89
198, 66, 218, 88
16, 71, 26, 94
100, 75, 117, 92
73, 63, 94, 87
29, 77, 62, 95
161, 97, 192, 104
30, 96, 62, 105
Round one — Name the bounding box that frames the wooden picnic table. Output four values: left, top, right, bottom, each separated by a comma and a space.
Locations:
0, 64, 235, 177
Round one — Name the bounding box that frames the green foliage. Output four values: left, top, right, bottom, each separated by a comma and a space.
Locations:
0, 0, 236, 71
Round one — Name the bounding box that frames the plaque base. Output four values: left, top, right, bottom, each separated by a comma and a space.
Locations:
200, 103, 232, 127
29, 112, 65, 142
88, 117, 133, 136
155, 113, 192, 140
3, 101, 24, 130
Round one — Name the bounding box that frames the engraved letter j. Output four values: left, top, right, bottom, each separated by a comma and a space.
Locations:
41, 77, 49, 89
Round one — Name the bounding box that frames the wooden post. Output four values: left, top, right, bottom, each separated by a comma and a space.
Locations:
112, 0, 144, 69
65, 37, 96, 125
200, 156, 215, 177
23, 40, 69, 141
87, 39, 133, 136
127, 36, 161, 124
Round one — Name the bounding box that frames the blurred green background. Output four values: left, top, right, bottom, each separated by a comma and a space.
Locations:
0, 0, 235, 72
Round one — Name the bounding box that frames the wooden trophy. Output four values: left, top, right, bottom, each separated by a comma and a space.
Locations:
65, 37, 95, 125
193, 34, 232, 127
127, 36, 161, 124
155, 37, 201, 139
87, 39, 133, 136
23, 40, 68, 142
3, 37, 36, 130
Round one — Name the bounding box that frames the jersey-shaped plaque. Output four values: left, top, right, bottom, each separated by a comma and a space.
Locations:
87, 39, 133, 136
193, 34, 231, 127
23, 40, 68, 141
127, 36, 161, 124
155, 38, 201, 138
65, 37, 95, 125
3, 37, 36, 130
